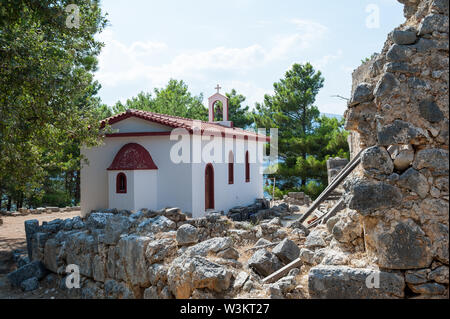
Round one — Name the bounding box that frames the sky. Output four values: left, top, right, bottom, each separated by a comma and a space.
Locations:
94, 0, 405, 115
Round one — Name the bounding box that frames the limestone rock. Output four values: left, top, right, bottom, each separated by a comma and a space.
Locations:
305, 229, 327, 249
167, 256, 232, 298
272, 238, 300, 264
347, 181, 402, 214
299, 248, 315, 264
185, 237, 233, 257
418, 13, 449, 35
367, 220, 432, 269
136, 216, 176, 234
104, 279, 135, 299
247, 249, 282, 277
349, 82, 374, 106
308, 266, 405, 299
7, 261, 47, 287
392, 30, 417, 45
398, 168, 429, 198
428, 266, 449, 284
413, 148, 449, 174
408, 282, 447, 295
104, 215, 131, 245
176, 224, 199, 246
361, 146, 394, 176
117, 235, 152, 286
20, 277, 39, 292
145, 238, 177, 264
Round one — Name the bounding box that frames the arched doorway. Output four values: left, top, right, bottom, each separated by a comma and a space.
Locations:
205, 163, 214, 210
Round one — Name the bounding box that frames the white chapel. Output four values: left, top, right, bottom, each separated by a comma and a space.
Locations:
80, 87, 268, 218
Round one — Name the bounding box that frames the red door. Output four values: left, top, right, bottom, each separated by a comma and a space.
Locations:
205, 163, 214, 210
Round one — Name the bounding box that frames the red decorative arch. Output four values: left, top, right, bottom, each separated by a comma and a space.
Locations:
107, 143, 158, 170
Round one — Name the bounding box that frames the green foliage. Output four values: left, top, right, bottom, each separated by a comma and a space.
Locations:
0, 0, 108, 208
255, 63, 349, 199
110, 81, 255, 129
112, 80, 208, 120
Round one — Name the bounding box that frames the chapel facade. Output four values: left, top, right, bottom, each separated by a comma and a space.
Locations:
80, 87, 268, 218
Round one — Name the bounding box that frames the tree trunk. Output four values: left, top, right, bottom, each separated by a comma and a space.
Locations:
7, 196, 11, 211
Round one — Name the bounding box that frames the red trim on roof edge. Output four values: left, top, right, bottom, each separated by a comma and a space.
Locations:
107, 143, 158, 170
100, 109, 270, 142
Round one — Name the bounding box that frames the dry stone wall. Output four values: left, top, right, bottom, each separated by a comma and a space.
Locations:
336, 0, 448, 298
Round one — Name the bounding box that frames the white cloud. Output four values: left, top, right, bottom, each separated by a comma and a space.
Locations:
312, 49, 343, 69
95, 19, 328, 98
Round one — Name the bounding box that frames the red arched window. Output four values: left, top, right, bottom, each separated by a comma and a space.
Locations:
245, 151, 250, 182
228, 151, 234, 184
116, 173, 127, 193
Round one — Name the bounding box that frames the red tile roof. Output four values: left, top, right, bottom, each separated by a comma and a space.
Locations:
101, 109, 269, 141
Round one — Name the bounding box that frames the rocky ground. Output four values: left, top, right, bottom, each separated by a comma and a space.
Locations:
0, 199, 378, 299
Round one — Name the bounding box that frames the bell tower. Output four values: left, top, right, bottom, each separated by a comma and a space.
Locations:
208, 84, 232, 127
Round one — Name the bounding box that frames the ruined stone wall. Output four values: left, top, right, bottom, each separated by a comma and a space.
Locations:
344, 0, 448, 297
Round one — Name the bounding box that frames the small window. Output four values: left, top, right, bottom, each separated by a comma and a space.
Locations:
228, 151, 234, 184
116, 172, 127, 193
245, 151, 250, 182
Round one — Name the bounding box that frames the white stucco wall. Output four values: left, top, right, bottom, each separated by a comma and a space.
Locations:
108, 170, 135, 211
190, 134, 264, 218
81, 118, 265, 217
81, 120, 193, 216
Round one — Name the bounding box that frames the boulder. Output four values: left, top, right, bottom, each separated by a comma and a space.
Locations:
361, 146, 394, 176
145, 238, 177, 264
392, 30, 417, 45
136, 215, 176, 234
428, 266, 449, 284
117, 235, 152, 286
20, 277, 39, 292
7, 261, 48, 287
299, 248, 315, 264
185, 237, 233, 257
272, 238, 300, 264
366, 220, 433, 269
408, 282, 447, 295
104, 279, 135, 299
104, 215, 131, 245
248, 248, 282, 277
397, 168, 429, 198
413, 148, 449, 174
347, 181, 402, 215
308, 266, 405, 299
167, 255, 232, 298
86, 213, 113, 231
176, 224, 199, 246
24, 219, 39, 259
305, 229, 327, 249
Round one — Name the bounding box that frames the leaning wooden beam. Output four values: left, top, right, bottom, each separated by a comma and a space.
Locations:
262, 258, 302, 284
307, 198, 345, 229
298, 150, 363, 224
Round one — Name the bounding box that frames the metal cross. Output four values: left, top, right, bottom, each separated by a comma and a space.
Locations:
215, 84, 221, 93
